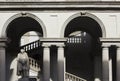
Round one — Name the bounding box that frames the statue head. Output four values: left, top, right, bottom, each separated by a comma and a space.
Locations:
20, 49, 25, 53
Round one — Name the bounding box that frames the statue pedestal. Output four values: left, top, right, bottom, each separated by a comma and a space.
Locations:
18, 77, 29, 81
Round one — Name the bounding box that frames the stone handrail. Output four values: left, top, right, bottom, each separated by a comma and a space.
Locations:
65, 72, 87, 81
29, 57, 41, 72
29, 57, 87, 81
20, 40, 41, 72
67, 36, 82, 43
21, 40, 41, 52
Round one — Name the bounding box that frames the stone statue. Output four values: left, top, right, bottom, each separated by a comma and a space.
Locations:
17, 49, 30, 78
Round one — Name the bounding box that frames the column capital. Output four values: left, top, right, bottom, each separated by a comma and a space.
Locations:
102, 43, 110, 48
42, 43, 51, 48
56, 43, 65, 48
116, 44, 120, 48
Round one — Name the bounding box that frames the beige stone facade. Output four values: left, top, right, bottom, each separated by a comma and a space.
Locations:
0, 0, 120, 81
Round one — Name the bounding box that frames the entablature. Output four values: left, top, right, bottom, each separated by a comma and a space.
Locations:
0, 1, 120, 11
100, 38, 120, 47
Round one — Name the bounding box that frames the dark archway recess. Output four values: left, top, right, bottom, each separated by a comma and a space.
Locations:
65, 16, 102, 81
6, 17, 43, 53
65, 16, 102, 38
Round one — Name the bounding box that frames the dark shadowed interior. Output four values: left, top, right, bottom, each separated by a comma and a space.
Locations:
64, 16, 102, 81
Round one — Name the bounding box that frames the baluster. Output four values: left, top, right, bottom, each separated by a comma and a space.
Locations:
69, 38, 70, 43
69, 38, 71, 43
36, 41, 38, 47
29, 44, 30, 50
26, 46, 27, 51
35, 42, 37, 48
30, 44, 31, 50
32, 43, 34, 49
34, 42, 36, 48
74, 77, 75, 81
76, 78, 78, 81
76, 78, 77, 81
31, 43, 33, 49
25, 46, 27, 51
72, 76, 74, 81
70, 38, 71, 43
78, 37, 79, 43
73, 37, 75, 43
75, 37, 76, 43
72, 37, 73, 43
74, 37, 76, 43
68, 38, 69, 43
32, 44, 34, 49
79, 37, 81, 43
76, 37, 78, 43
77, 37, 79, 43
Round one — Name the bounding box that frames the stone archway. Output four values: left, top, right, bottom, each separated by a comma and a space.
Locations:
2, 13, 47, 38
61, 12, 106, 38
2, 13, 46, 81
63, 12, 106, 81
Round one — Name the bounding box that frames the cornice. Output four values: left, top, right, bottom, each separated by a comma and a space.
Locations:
0, 1, 120, 10
100, 38, 120, 43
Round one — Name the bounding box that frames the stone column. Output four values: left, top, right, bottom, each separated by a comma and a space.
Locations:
109, 54, 112, 81
57, 45, 65, 81
116, 46, 120, 81
43, 45, 50, 81
0, 38, 6, 81
102, 46, 109, 81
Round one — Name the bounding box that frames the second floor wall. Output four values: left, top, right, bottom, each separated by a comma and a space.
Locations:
0, 11, 120, 38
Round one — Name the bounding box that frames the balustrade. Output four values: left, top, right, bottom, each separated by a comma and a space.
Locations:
21, 40, 40, 51
67, 36, 81, 44
65, 72, 87, 81
20, 39, 86, 81
29, 57, 41, 72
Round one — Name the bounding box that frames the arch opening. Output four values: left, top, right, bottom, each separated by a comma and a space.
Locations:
6, 17, 43, 52
65, 16, 102, 38
5, 16, 44, 81
64, 16, 103, 81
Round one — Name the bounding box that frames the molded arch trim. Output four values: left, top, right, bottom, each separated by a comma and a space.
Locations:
61, 12, 106, 38
2, 13, 47, 38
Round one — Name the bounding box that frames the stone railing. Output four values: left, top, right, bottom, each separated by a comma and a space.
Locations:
29, 57, 41, 72
21, 40, 86, 81
21, 40, 41, 52
20, 40, 41, 71
29, 57, 86, 81
65, 72, 87, 81
67, 36, 82, 44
